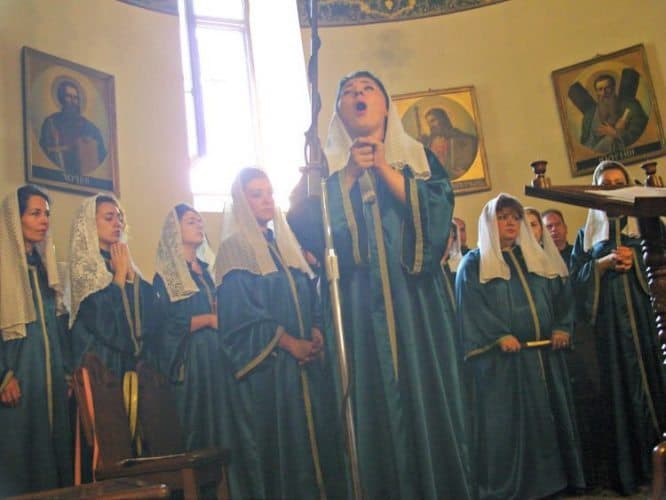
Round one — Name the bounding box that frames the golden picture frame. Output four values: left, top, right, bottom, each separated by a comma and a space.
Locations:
393, 86, 491, 195
22, 47, 120, 196
552, 44, 666, 177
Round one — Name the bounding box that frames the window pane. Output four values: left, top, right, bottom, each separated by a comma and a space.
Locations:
183, 92, 198, 158
193, 0, 244, 19
196, 26, 257, 169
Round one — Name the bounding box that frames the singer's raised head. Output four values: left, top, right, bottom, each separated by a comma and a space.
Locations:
335, 70, 389, 140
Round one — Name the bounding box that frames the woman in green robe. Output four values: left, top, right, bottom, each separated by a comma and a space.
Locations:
0, 185, 72, 496
321, 71, 473, 499
69, 194, 152, 378
570, 161, 666, 495
456, 193, 585, 499
216, 168, 346, 499
152, 203, 223, 451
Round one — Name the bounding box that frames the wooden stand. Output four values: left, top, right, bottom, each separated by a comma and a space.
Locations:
525, 161, 666, 499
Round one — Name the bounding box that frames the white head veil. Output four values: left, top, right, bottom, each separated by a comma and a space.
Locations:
215, 169, 312, 286
0, 186, 61, 341
324, 71, 431, 180
155, 204, 215, 302
478, 193, 568, 283
583, 161, 640, 251
68, 193, 139, 327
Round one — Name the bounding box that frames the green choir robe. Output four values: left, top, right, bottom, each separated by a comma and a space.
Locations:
456, 247, 585, 500
570, 220, 666, 494
152, 262, 225, 451
217, 236, 347, 500
325, 150, 473, 499
71, 250, 152, 378
441, 261, 457, 317
0, 252, 72, 496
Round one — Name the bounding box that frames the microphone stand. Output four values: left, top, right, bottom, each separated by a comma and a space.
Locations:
302, 1, 362, 498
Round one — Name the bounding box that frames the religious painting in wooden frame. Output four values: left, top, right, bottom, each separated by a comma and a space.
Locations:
22, 47, 120, 195
552, 44, 665, 177
393, 86, 491, 195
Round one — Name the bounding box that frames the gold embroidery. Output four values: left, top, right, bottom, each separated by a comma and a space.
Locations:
368, 176, 399, 380
441, 267, 456, 313
632, 249, 650, 296
464, 335, 513, 361
611, 220, 659, 432
234, 326, 284, 380
197, 273, 216, 313
506, 250, 546, 379
30, 266, 54, 432
119, 285, 140, 356
269, 245, 326, 499
133, 279, 142, 342
621, 271, 661, 432
0, 370, 14, 393
405, 177, 424, 274
590, 260, 601, 324
338, 173, 362, 265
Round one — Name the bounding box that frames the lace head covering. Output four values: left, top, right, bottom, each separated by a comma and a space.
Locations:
478, 193, 568, 283
155, 204, 215, 302
215, 168, 312, 286
324, 70, 431, 180
0, 186, 61, 340
583, 161, 639, 251
68, 193, 138, 327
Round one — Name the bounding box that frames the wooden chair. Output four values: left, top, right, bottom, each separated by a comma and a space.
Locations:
7, 478, 170, 500
73, 353, 230, 500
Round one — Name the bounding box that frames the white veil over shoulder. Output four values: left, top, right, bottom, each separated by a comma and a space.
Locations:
0, 186, 61, 341
155, 204, 215, 302
324, 71, 431, 180
478, 193, 568, 283
215, 170, 312, 286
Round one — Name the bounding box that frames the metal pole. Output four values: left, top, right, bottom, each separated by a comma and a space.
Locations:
303, 1, 363, 498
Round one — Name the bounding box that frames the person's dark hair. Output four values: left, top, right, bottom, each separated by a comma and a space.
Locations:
541, 208, 565, 222
56, 80, 79, 106
95, 194, 118, 210
495, 195, 524, 218
238, 167, 269, 189
17, 184, 50, 215
335, 70, 389, 110
592, 160, 630, 186
594, 74, 615, 90
425, 108, 453, 130
175, 203, 198, 221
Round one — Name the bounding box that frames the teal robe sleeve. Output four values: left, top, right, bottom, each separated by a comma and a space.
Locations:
400, 149, 454, 274
152, 274, 191, 381
217, 271, 284, 379
455, 250, 512, 358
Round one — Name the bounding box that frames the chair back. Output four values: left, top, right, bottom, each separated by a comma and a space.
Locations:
73, 353, 133, 468
136, 361, 185, 456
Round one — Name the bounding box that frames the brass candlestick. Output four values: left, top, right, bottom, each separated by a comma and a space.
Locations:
530, 160, 551, 188
642, 161, 664, 187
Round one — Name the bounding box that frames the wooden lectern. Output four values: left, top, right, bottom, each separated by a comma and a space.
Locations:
525, 162, 666, 500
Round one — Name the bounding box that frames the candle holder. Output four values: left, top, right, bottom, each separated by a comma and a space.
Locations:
530, 160, 551, 188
